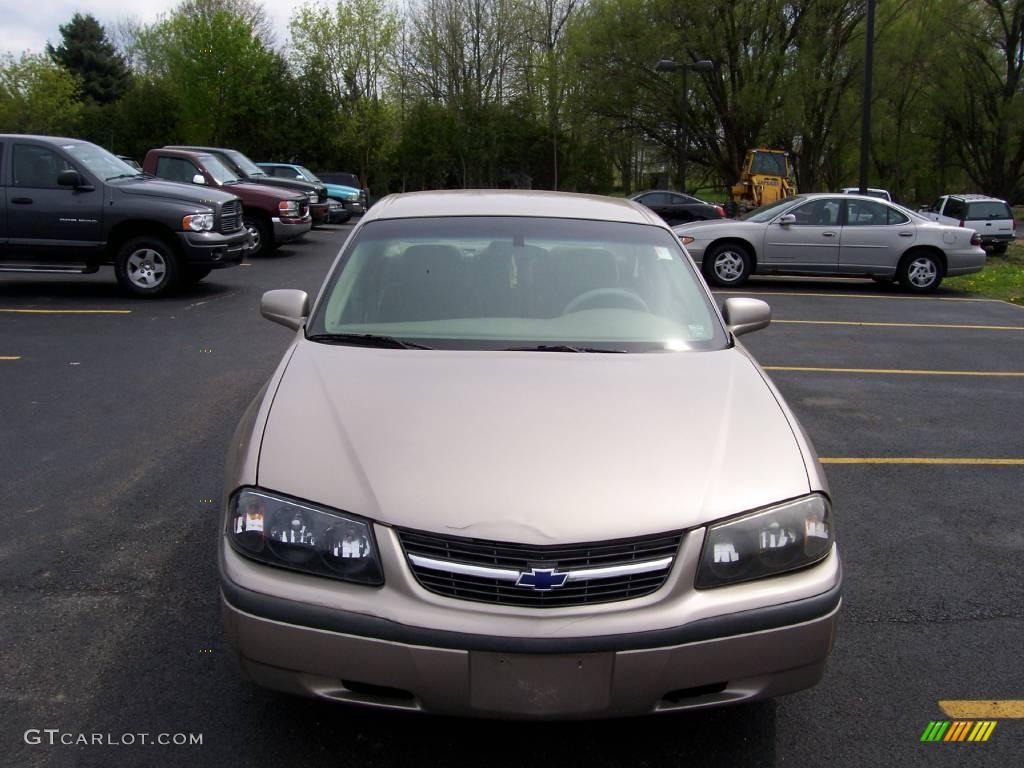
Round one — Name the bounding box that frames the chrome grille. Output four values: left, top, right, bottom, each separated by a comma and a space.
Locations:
299, 200, 309, 217
397, 528, 682, 608
219, 200, 242, 233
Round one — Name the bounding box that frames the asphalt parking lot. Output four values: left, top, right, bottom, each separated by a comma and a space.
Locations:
1, 228, 1022, 767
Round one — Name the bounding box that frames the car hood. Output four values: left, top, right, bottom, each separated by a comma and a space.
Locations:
674, 219, 762, 235
257, 343, 811, 544
325, 183, 360, 197
116, 177, 238, 205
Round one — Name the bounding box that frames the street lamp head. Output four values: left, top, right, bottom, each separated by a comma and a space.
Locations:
655, 59, 714, 73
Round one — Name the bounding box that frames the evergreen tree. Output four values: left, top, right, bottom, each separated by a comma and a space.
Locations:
47, 13, 130, 105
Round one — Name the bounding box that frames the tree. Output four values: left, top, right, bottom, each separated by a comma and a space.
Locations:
141, 2, 283, 147
0, 53, 83, 134
934, 0, 1024, 199
47, 13, 130, 105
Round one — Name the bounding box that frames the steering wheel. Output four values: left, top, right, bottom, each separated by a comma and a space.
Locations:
562, 288, 650, 315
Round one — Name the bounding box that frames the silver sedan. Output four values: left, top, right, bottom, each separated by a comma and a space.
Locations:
674, 193, 986, 292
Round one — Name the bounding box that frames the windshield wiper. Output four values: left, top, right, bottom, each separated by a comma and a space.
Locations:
106, 173, 141, 181
504, 344, 626, 353
307, 333, 433, 350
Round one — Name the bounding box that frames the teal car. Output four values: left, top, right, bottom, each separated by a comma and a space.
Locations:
256, 163, 363, 217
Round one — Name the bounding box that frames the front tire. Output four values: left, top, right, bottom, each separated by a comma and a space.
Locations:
114, 236, 180, 297
897, 251, 943, 293
703, 242, 753, 287
243, 214, 273, 257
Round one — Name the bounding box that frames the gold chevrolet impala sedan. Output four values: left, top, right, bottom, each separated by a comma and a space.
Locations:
220, 190, 841, 719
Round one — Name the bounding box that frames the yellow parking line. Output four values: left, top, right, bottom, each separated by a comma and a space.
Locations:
764, 366, 1024, 377
774, 319, 1023, 331
0, 309, 131, 315
0, 355, 21, 361
940, 700, 1024, 718
821, 458, 1024, 465
714, 289, 1013, 304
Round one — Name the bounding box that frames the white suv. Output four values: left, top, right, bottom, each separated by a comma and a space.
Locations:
923, 194, 1015, 254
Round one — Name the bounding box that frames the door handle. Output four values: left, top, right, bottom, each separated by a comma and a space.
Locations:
11, 197, 33, 204
822, 231, 836, 237
898, 231, 913, 237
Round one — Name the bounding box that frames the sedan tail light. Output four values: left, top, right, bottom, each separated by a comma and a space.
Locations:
970, 231, 982, 246
715, 206, 726, 217
959, 219, 965, 227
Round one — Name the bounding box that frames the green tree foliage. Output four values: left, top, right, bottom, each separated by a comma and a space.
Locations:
141, 1, 283, 147
0, 53, 82, 134
22, 0, 1024, 202
932, 0, 1024, 199
47, 13, 131, 105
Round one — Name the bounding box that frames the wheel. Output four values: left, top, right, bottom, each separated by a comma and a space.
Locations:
114, 236, 180, 297
562, 288, 650, 315
897, 251, 943, 293
183, 266, 212, 284
990, 241, 1008, 256
703, 242, 753, 287
243, 214, 274, 256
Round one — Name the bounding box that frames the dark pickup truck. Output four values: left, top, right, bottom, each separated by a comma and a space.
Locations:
0, 134, 250, 296
165, 146, 331, 227
143, 148, 311, 256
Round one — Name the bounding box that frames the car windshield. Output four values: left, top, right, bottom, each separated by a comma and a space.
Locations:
741, 196, 804, 222
64, 143, 140, 181
308, 216, 727, 352
227, 150, 266, 177
296, 166, 321, 183
203, 155, 240, 184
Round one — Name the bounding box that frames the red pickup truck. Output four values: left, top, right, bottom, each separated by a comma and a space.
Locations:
143, 148, 310, 256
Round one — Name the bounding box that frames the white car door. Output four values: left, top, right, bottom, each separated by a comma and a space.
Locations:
762, 197, 840, 273
839, 199, 915, 275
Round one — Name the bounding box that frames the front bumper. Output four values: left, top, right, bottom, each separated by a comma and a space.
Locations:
221, 527, 841, 719
175, 229, 251, 266
330, 197, 364, 214
272, 216, 312, 243
310, 202, 331, 225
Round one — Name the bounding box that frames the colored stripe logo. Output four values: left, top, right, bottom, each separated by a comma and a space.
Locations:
921, 721, 997, 742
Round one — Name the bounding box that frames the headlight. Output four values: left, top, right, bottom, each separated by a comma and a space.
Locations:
696, 494, 833, 588
182, 213, 214, 231
345, 192, 359, 201
306, 190, 318, 202
278, 200, 301, 217
228, 488, 383, 585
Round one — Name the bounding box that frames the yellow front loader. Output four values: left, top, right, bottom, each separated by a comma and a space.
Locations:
729, 149, 797, 214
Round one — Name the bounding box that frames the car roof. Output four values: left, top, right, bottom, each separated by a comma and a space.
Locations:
362, 190, 664, 225
945, 193, 1007, 203
840, 187, 889, 193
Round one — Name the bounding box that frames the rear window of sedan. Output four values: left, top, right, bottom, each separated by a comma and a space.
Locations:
309, 216, 728, 352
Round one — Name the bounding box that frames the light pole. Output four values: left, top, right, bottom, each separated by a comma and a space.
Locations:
858, 0, 876, 195
655, 58, 713, 193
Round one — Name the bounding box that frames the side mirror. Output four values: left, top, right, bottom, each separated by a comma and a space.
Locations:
722, 297, 771, 337
261, 289, 309, 331
777, 214, 796, 226
57, 169, 83, 188
192, 173, 207, 185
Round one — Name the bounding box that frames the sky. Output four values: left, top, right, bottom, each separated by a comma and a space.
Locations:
0, 0, 310, 57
